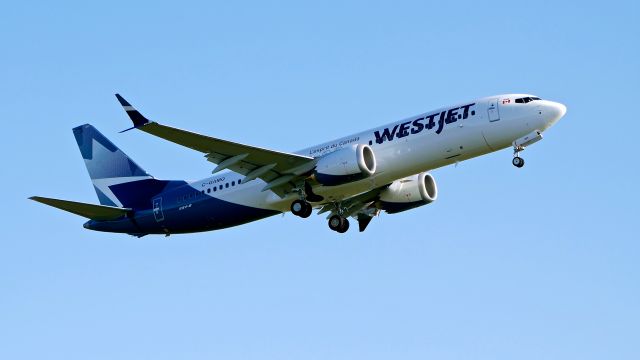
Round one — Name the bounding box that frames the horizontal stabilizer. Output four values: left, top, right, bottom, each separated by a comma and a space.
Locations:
30, 196, 132, 221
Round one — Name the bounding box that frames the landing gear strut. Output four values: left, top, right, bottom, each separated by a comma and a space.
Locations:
511, 130, 543, 168
325, 202, 350, 233
328, 214, 350, 233
512, 145, 525, 168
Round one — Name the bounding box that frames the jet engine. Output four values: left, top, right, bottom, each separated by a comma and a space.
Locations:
314, 144, 376, 186
378, 172, 438, 214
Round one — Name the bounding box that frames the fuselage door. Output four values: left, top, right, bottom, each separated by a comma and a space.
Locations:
152, 197, 165, 222
487, 98, 500, 122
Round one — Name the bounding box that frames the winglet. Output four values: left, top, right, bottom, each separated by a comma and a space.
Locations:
115, 94, 151, 132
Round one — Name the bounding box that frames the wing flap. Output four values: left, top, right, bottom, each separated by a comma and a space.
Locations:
30, 196, 132, 221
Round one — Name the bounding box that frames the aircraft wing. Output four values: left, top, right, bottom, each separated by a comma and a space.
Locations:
116, 94, 316, 196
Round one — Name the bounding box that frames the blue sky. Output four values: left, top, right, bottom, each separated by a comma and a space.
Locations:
1, 1, 639, 359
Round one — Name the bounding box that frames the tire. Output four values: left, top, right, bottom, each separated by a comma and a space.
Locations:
291, 200, 306, 216
328, 215, 344, 231
300, 202, 313, 218
337, 218, 350, 233
512, 156, 524, 168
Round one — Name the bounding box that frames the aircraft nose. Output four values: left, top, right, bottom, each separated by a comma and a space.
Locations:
543, 101, 567, 127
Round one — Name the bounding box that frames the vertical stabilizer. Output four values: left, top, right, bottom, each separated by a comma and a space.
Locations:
73, 124, 153, 207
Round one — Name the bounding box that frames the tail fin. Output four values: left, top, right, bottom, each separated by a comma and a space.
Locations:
73, 124, 153, 207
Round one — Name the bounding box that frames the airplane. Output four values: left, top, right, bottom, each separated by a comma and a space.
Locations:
30, 94, 566, 236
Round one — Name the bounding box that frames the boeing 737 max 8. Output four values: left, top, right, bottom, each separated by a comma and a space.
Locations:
30, 94, 566, 235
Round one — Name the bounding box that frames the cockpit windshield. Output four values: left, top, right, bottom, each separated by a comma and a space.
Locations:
515, 96, 541, 104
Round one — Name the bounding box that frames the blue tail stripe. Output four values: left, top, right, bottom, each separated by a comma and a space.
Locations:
109, 179, 187, 210
93, 186, 118, 207
73, 124, 153, 206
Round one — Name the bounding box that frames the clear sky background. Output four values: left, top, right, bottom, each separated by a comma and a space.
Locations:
1, 1, 639, 359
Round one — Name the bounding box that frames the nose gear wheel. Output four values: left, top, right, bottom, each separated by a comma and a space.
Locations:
512, 145, 525, 168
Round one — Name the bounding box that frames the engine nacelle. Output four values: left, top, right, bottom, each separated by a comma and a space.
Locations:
378, 172, 438, 214
314, 144, 376, 186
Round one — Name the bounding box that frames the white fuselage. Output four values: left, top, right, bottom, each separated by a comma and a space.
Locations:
184, 94, 566, 212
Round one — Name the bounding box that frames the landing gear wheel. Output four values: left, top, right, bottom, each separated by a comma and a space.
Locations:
512, 156, 525, 168
337, 218, 350, 233
300, 202, 313, 218
328, 215, 350, 233
328, 215, 344, 232
291, 200, 312, 218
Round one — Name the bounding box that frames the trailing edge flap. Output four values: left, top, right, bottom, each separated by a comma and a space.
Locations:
30, 196, 132, 221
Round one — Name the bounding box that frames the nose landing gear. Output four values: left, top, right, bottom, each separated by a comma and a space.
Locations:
511, 130, 544, 168
512, 147, 525, 168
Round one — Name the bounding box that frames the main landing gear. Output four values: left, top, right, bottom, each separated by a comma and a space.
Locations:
291, 198, 351, 233
291, 199, 313, 218
290, 181, 323, 219
289, 182, 350, 234
328, 214, 350, 233
326, 202, 350, 233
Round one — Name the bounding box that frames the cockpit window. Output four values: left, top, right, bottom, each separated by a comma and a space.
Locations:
515, 96, 541, 104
